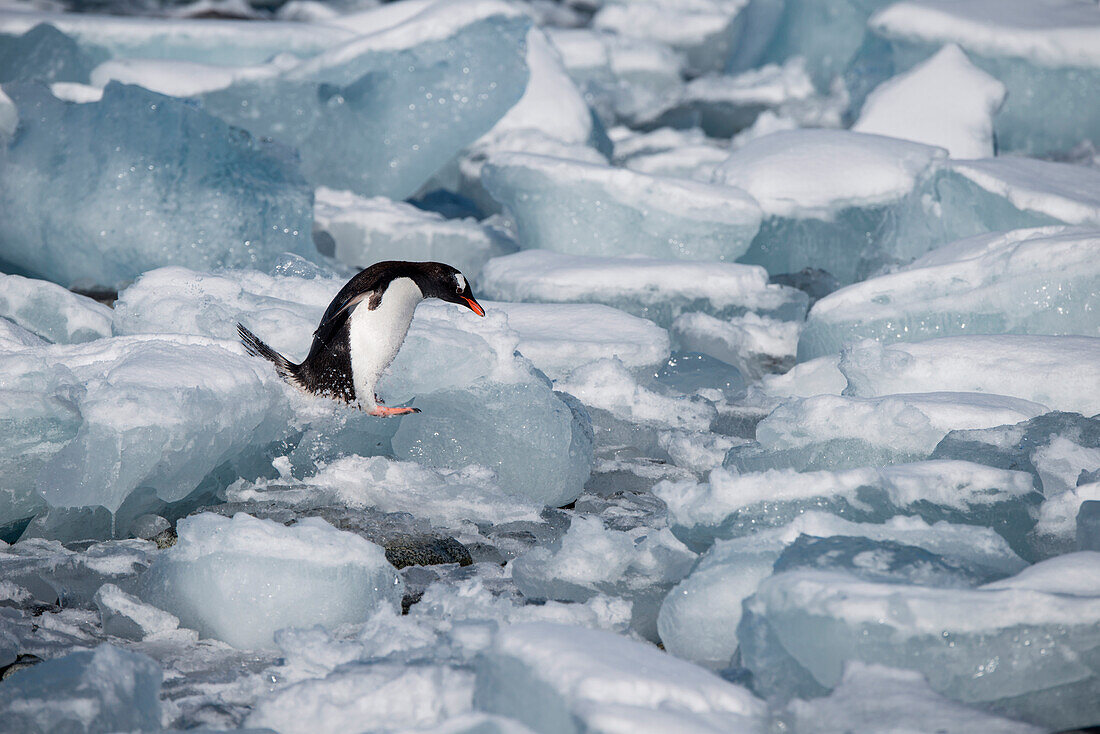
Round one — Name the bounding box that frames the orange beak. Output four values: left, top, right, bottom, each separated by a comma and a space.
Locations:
463, 296, 485, 317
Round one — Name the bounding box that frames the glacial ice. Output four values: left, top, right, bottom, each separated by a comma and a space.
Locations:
657, 512, 1026, 667
480, 249, 806, 328
0, 82, 314, 289
840, 336, 1100, 415
657, 459, 1040, 552
739, 552, 1100, 730
475, 622, 766, 734
491, 301, 671, 380
0, 274, 113, 344
712, 129, 945, 283
549, 28, 686, 129
511, 516, 696, 639
94, 582, 180, 641
798, 226, 1100, 361
781, 663, 1043, 734
0, 334, 290, 538
0, 9, 349, 65
724, 391, 1047, 473
0, 643, 162, 734
853, 44, 1005, 158
672, 311, 800, 381
592, 0, 746, 76
136, 512, 403, 649
200, 1, 532, 199
483, 152, 763, 262
312, 187, 516, 279
0, 22, 102, 85
859, 0, 1100, 154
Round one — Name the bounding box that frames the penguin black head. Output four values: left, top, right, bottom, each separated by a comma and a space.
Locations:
415, 262, 485, 317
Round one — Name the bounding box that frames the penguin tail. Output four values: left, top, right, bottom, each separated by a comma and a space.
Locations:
237, 322, 301, 386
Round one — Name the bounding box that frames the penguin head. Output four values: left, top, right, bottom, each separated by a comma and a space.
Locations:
417, 262, 485, 317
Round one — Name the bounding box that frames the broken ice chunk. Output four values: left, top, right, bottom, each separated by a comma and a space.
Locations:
313, 188, 516, 279
861, 0, 1100, 154
475, 622, 766, 733
0, 82, 313, 289
657, 512, 1025, 668
483, 153, 763, 262
840, 336, 1100, 415
0, 274, 112, 344
713, 129, 945, 283
0, 644, 161, 734
94, 582, 180, 641
136, 513, 403, 650
592, 0, 746, 76
0, 22, 103, 84
657, 459, 1040, 552
934, 158, 1100, 240
246, 662, 475, 733
672, 311, 800, 381
853, 44, 1005, 158
739, 552, 1100, 729
493, 301, 671, 381
480, 249, 806, 328
782, 663, 1043, 734
201, 1, 531, 199
0, 9, 349, 66
726, 392, 1048, 473
798, 226, 1100, 361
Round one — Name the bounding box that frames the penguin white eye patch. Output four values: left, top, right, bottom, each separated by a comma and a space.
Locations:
454, 273, 466, 292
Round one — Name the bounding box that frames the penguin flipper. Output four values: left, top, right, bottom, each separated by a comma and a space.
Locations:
313, 290, 377, 345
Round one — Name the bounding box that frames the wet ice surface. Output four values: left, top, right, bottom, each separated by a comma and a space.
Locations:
1, 0, 1099, 732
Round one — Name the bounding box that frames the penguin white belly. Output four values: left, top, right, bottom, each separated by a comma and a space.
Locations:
347, 277, 422, 407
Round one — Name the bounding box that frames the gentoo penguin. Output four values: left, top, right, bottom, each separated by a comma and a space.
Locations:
237, 261, 485, 417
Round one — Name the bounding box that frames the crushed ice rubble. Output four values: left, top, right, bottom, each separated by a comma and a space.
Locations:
0, 0, 1099, 732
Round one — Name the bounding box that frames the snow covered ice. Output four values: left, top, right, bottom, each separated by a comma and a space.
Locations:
2, 0, 1099, 730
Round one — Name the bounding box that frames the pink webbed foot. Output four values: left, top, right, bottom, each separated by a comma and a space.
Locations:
367, 405, 420, 417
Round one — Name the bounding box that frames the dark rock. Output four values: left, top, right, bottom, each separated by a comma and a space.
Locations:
0, 653, 43, 681
384, 536, 472, 569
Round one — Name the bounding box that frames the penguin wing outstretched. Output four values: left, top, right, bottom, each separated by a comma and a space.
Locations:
312, 289, 379, 346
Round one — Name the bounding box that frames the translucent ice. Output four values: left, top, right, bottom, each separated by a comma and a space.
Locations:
549, 28, 685, 128
725, 392, 1047, 473
0, 274, 112, 344
932, 158, 1100, 238
861, 0, 1100, 154
657, 513, 1025, 667
657, 459, 1040, 552
713, 129, 945, 283
511, 516, 696, 639
672, 311, 800, 381
492, 301, 671, 380
0, 643, 161, 734
247, 662, 474, 734
482, 153, 763, 262
781, 663, 1043, 734
853, 44, 1006, 158
0, 82, 313, 289
592, 0, 747, 76
136, 512, 403, 650
480, 249, 806, 328
200, 1, 532, 199
94, 582, 180, 641
730, 0, 895, 86
739, 552, 1100, 729
475, 622, 766, 734
313, 188, 516, 279
798, 226, 1100, 361
0, 9, 349, 66
840, 336, 1100, 415
0, 22, 102, 84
